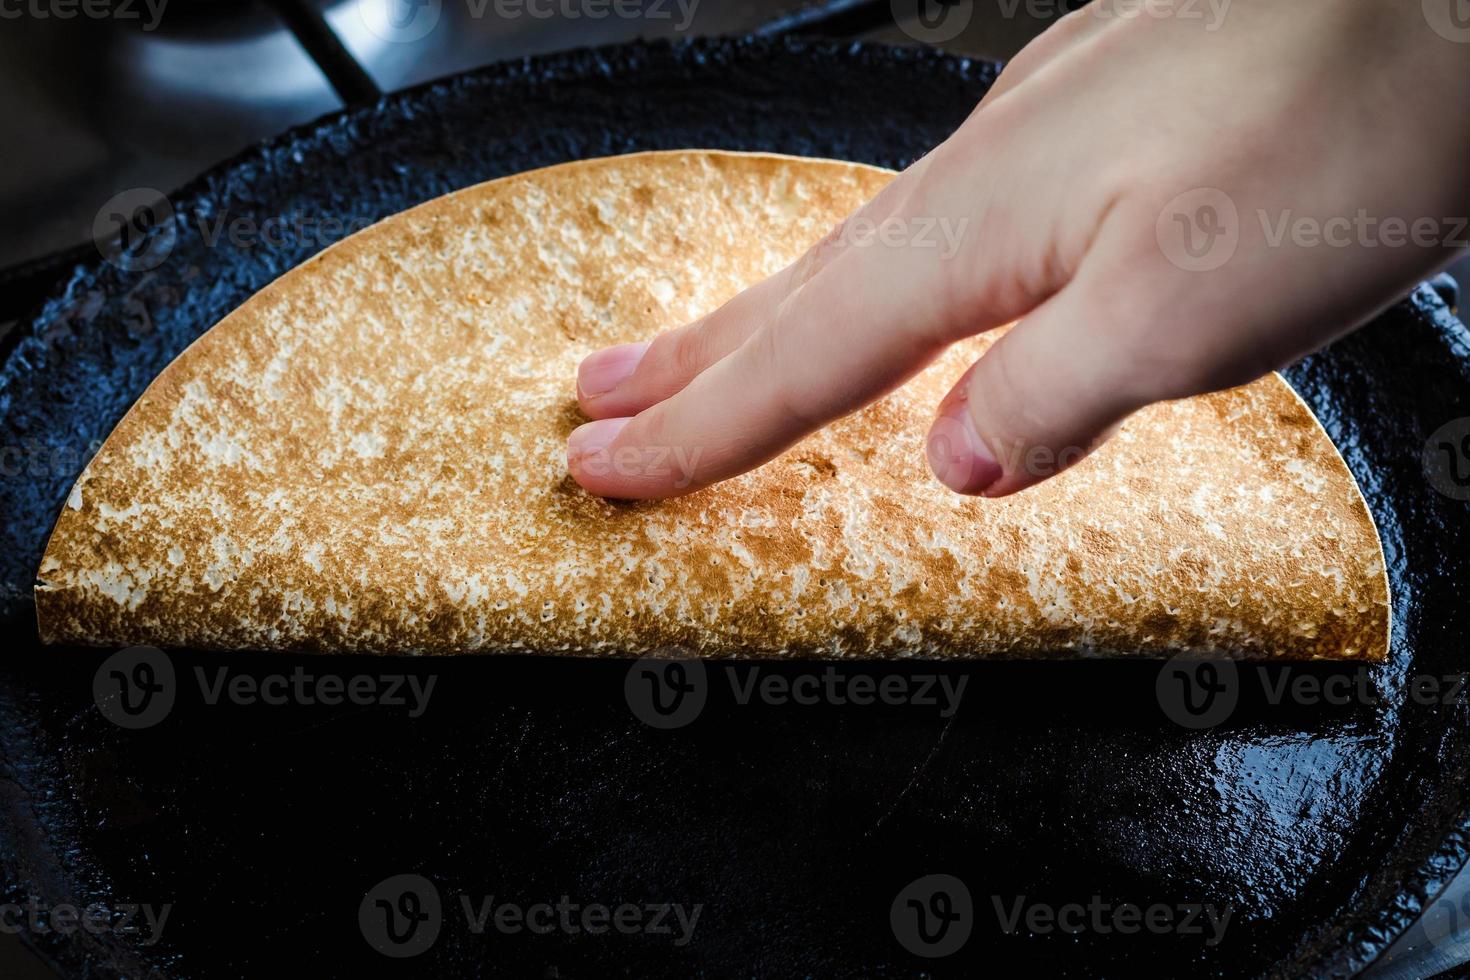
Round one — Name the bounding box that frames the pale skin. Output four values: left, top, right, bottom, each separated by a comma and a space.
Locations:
568, 0, 1470, 499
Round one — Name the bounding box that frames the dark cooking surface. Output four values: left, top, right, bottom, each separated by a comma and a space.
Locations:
0, 0, 875, 271
1, 38, 1469, 978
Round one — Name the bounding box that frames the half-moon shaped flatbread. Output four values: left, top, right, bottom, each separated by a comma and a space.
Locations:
35, 151, 1390, 660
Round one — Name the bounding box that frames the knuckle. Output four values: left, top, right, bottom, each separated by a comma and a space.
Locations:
667, 327, 709, 381
647, 324, 707, 387
790, 219, 849, 291
1094, 297, 1267, 403
750, 326, 821, 431
630, 402, 670, 451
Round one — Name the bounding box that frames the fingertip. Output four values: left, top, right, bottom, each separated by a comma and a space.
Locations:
926, 397, 1002, 497
567, 416, 634, 490
576, 342, 649, 417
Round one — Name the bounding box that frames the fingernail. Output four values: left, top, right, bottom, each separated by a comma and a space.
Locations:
567, 417, 633, 468
577, 342, 649, 400
926, 402, 1002, 495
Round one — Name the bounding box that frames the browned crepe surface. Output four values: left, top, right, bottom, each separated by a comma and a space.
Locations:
36, 151, 1390, 659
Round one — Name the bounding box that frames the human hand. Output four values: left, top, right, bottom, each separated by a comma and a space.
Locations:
569, 0, 1470, 499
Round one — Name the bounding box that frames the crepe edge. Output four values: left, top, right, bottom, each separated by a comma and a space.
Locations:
1266, 375, 1392, 663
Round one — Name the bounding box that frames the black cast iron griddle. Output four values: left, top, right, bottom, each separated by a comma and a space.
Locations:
1, 37, 1469, 979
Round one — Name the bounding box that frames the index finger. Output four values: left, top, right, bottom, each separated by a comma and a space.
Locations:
566, 212, 973, 499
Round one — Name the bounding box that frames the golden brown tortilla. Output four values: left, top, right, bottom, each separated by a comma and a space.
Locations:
35, 151, 1390, 660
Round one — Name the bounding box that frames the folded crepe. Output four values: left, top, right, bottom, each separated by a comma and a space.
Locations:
35, 151, 1390, 660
